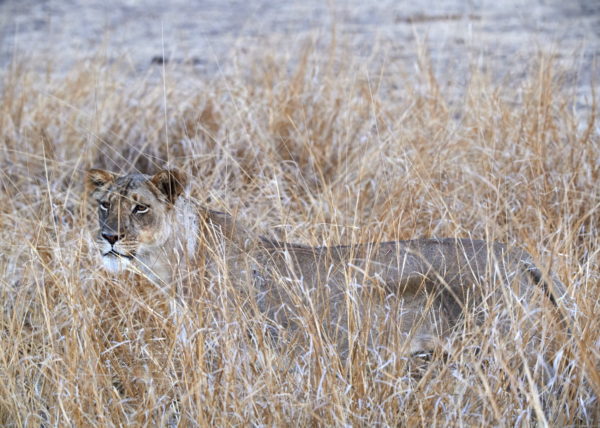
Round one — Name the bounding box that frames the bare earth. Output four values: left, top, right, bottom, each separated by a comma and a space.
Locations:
1, 0, 598, 100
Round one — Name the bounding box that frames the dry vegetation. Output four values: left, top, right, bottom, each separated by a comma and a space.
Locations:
0, 40, 599, 426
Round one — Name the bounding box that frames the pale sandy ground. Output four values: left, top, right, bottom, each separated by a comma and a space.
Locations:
1, 1, 598, 75
0, 0, 598, 121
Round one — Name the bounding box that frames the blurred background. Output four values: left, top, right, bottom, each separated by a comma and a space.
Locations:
1, 0, 598, 100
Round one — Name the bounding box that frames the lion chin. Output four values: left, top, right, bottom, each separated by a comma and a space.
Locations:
102, 254, 131, 273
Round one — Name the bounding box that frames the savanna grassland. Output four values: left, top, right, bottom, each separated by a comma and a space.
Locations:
0, 40, 598, 426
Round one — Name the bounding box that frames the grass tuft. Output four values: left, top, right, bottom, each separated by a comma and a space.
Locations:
0, 41, 598, 426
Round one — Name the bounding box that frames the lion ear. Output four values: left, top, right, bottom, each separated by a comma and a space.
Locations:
87, 169, 116, 193
150, 169, 187, 204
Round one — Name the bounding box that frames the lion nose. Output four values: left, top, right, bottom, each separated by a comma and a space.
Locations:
102, 233, 122, 246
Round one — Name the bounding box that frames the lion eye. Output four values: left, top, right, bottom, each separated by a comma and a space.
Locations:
99, 201, 110, 212
133, 204, 149, 214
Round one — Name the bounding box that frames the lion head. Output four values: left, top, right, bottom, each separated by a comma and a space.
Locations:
86, 168, 187, 276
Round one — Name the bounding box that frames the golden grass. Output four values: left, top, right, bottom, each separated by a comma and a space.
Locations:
0, 41, 598, 426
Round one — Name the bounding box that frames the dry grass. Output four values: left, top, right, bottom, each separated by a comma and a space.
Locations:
0, 40, 598, 426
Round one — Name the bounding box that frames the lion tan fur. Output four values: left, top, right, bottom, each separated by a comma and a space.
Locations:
87, 168, 572, 353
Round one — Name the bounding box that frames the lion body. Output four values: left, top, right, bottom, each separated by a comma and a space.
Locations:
87, 169, 571, 353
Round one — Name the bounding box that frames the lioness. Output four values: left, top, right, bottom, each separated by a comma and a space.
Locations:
86, 168, 572, 352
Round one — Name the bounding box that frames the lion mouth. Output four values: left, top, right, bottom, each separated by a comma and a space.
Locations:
104, 250, 134, 260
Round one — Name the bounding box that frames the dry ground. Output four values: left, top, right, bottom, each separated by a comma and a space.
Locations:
0, 38, 599, 426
